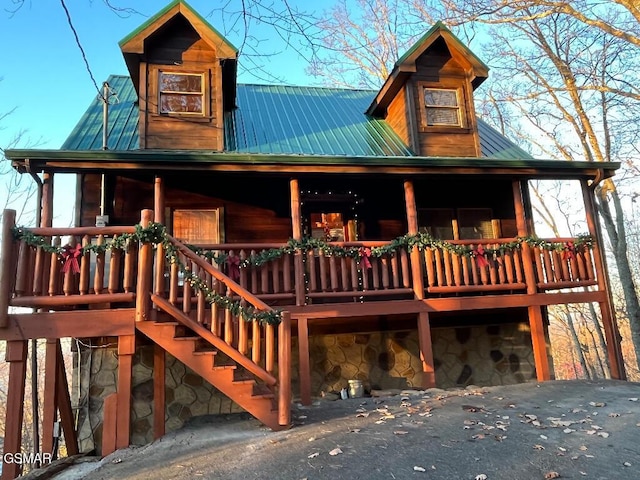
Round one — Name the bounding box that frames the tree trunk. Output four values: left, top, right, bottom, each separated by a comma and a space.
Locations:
587, 301, 611, 378
564, 308, 591, 379
596, 186, 640, 370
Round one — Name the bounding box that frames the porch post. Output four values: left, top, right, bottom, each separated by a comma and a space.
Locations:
153, 344, 166, 439
56, 342, 78, 455
1, 340, 27, 480
136, 209, 154, 322
580, 180, 626, 379
41, 172, 54, 228
512, 180, 537, 294
290, 179, 305, 306
297, 316, 312, 405
153, 177, 166, 298
403, 180, 424, 299
404, 180, 435, 388
116, 334, 135, 449
513, 180, 551, 381
0, 209, 16, 328
41, 340, 60, 457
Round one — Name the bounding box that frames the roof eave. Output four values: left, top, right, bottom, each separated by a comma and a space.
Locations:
5, 149, 620, 179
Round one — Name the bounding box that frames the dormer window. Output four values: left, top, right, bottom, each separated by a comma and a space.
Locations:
423, 88, 461, 127
159, 72, 204, 115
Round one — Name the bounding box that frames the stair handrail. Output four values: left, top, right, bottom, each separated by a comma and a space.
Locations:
151, 294, 278, 386
165, 234, 273, 314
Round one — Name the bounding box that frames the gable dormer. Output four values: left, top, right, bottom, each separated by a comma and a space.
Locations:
368, 22, 489, 157
119, 0, 238, 150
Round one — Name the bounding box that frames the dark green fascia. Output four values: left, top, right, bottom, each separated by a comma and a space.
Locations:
5, 149, 620, 173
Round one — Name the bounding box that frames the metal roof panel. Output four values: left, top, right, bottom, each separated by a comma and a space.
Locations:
61, 75, 532, 160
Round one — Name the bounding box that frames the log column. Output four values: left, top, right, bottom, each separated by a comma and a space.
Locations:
1, 340, 28, 480
152, 179, 167, 435
0, 209, 16, 328
41, 340, 60, 456
153, 344, 166, 439
404, 180, 435, 388
290, 179, 305, 306
291, 179, 312, 403
513, 180, 551, 381
116, 334, 135, 449
581, 180, 626, 379
136, 209, 154, 322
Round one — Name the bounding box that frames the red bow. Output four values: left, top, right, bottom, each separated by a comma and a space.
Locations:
359, 247, 372, 270
473, 245, 490, 268
226, 254, 240, 281
61, 244, 82, 274
562, 241, 576, 261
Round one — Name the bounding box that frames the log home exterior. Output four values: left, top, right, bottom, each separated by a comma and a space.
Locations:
0, 1, 626, 476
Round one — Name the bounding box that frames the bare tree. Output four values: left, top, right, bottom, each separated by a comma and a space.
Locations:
455, 4, 640, 369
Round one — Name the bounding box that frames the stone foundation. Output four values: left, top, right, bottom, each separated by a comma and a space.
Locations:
73, 342, 242, 453
74, 316, 547, 451
294, 322, 539, 395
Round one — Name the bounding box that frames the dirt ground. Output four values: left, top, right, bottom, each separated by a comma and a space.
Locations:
27, 379, 640, 480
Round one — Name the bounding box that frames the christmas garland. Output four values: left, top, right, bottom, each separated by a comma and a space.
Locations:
187, 231, 594, 268
11, 223, 594, 325
11, 223, 282, 325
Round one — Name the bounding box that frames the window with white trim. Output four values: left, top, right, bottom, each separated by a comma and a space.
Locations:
159, 72, 204, 115
423, 88, 461, 127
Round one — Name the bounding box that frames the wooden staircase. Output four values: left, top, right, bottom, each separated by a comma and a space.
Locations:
134, 218, 291, 431
137, 304, 284, 430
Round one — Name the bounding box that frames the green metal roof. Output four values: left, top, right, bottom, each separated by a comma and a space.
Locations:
61, 75, 532, 159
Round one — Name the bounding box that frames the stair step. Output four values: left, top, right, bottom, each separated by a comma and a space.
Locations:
212, 364, 237, 371
154, 320, 180, 326
233, 378, 255, 385
193, 348, 218, 356
174, 336, 200, 341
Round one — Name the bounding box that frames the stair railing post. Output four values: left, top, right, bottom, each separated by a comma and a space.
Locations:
136, 209, 154, 322
278, 311, 292, 426
0, 209, 17, 328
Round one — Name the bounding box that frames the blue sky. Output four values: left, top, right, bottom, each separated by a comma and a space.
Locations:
0, 0, 322, 151
0, 0, 327, 225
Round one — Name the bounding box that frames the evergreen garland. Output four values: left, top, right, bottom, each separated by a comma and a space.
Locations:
11, 223, 594, 326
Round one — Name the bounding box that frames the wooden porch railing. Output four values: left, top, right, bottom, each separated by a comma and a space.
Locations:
190, 241, 414, 302
188, 243, 297, 303
421, 238, 527, 294
0, 214, 601, 316
7, 226, 138, 309
188, 237, 599, 301
532, 238, 597, 290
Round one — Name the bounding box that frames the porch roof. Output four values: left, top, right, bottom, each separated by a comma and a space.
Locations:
6, 148, 619, 180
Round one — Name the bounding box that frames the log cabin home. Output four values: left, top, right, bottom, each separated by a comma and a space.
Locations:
0, 1, 626, 476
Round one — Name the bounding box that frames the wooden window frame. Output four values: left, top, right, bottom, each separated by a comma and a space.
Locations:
158, 70, 206, 116
416, 82, 469, 132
